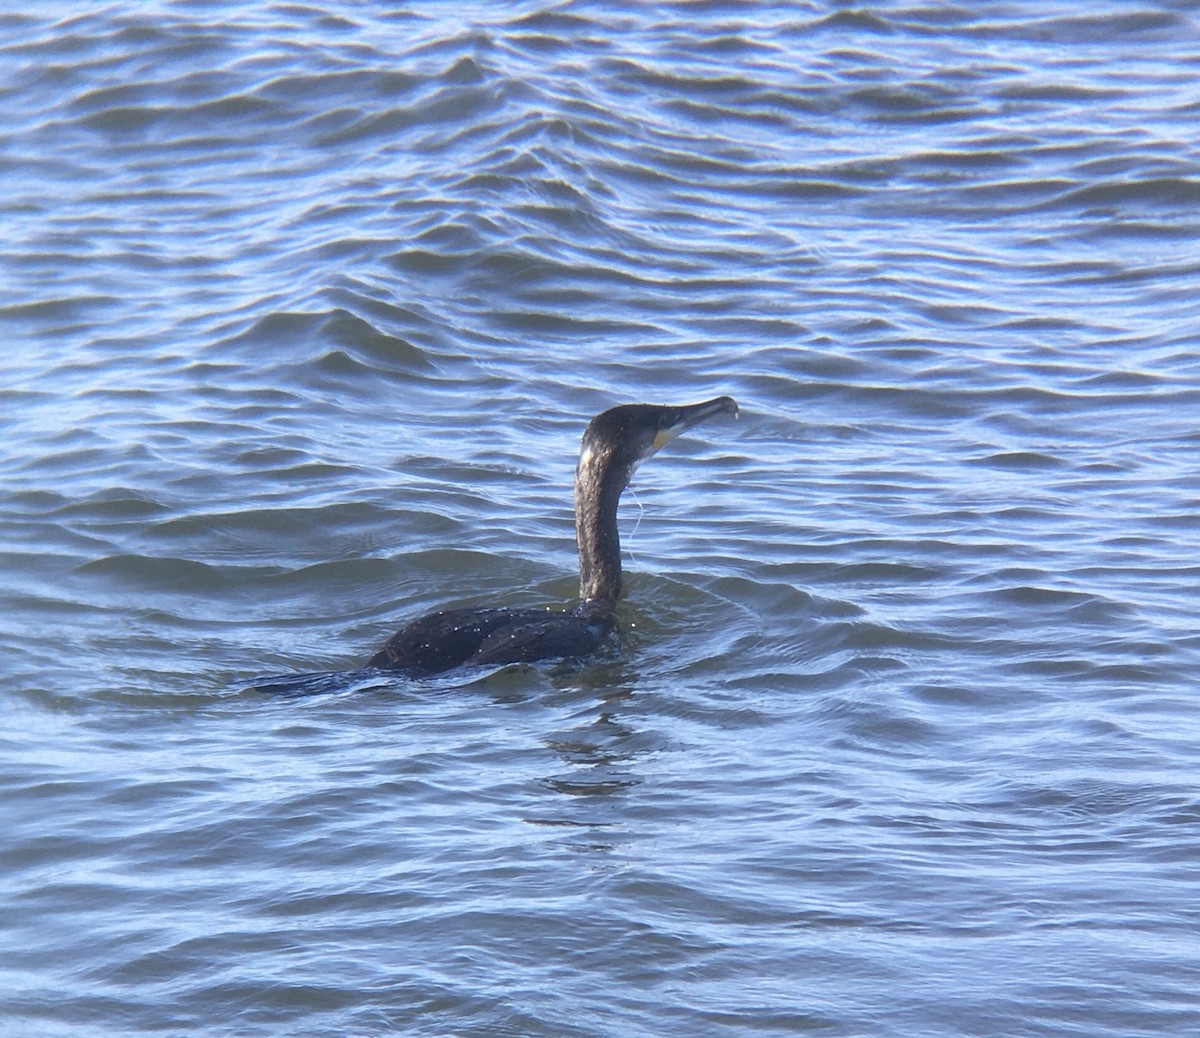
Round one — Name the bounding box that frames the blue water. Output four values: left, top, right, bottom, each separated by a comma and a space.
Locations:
3, 2, 1199, 1035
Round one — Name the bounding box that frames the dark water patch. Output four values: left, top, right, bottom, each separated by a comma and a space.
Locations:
1046, 176, 1200, 213
207, 307, 435, 379
910, 682, 995, 708
77, 94, 278, 138
315, 80, 500, 149
984, 583, 1139, 624
971, 450, 1066, 470
996, 82, 1131, 104
73, 553, 245, 593
755, 176, 867, 201
508, 8, 600, 38
256, 68, 422, 106
600, 61, 767, 102
848, 83, 981, 124
999, 11, 1187, 44
0, 294, 120, 325
825, 561, 947, 588
812, 9, 895, 35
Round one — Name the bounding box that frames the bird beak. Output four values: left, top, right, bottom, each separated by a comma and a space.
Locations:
652, 396, 739, 451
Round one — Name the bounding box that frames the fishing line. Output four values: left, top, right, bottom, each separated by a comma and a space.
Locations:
624, 485, 645, 566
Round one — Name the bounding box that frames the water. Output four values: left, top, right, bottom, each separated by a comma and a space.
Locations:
3, 1, 1199, 1035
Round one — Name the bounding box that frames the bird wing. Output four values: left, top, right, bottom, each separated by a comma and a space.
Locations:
467, 610, 612, 667
368, 607, 527, 673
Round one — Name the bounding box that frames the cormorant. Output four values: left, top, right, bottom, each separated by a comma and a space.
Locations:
367, 396, 738, 674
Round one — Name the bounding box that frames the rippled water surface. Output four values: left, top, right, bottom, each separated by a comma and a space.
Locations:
3, 2, 1200, 1035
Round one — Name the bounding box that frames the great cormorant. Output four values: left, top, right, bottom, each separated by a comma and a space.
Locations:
367, 396, 738, 674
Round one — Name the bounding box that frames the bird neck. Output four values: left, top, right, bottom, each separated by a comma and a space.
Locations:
575, 456, 624, 606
